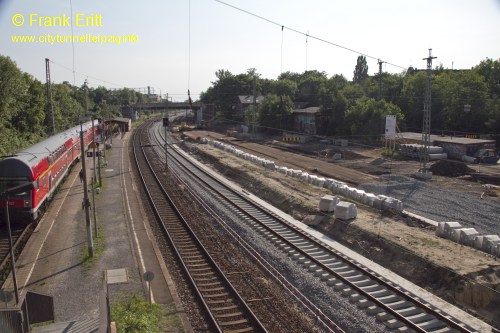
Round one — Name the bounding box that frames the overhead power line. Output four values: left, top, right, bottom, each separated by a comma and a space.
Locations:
49, 60, 127, 88
214, 0, 407, 71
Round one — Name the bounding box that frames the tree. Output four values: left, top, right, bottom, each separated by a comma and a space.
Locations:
318, 75, 348, 135
297, 70, 327, 106
353, 55, 369, 83
345, 98, 404, 141
256, 94, 293, 134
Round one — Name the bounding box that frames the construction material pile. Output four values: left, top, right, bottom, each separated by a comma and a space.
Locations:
429, 160, 474, 177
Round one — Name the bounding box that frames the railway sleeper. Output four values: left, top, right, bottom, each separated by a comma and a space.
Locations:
385, 318, 406, 330
348, 293, 364, 302
218, 319, 249, 327
387, 300, 414, 311
298, 258, 312, 266
369, 289, 392, 299
396, 306, 422, 317
212, 305, 238, 312
205, 298, 232, 305
361, 284, 384, 293
201, 286, 226, 293
353, 279, 376, 288
204, 292, 230, 299
307, 250, 328, 257
395, 327, 416, 333
333, 282, 346, 291
313, 268, 325, 277
323, 260, 344, 268
356, 299, 374, 309
217, 311, 244, 319
378, 294, 402, 305
346, 275, 368, 284
376, 311, 395, 322
341, 287, 353, 296
416, 318, 448, 332
197, 281, 221, 288
326, 277, 338, 286
406, 312, 439, 325
187, 263, 210, 268
367, 305, 385, 315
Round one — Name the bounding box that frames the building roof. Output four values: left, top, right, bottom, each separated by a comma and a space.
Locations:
238, 95, 265, 105
113, 117, 132, 123
291, 107, 321, 114
399, 132, 495, 145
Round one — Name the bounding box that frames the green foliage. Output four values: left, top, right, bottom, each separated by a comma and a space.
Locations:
257, 94, 293, 133
0, 54, 146, 156
353, 55, 369, 83
111, 294, 164, 333
346, 98, 404, 140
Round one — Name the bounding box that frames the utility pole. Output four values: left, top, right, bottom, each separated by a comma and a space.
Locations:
80, 126, 94, 257
416, 49, 437, 180
252, 75, 257, 139
377, 59, 385, 101
45, 58, 55, 135
163, 116, 169, 172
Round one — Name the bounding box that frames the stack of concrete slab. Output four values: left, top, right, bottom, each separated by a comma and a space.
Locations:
334, 202, 357, 221
319, 195, 339, 213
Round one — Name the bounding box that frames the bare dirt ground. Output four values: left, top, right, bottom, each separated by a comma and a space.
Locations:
177, 129, 500, 329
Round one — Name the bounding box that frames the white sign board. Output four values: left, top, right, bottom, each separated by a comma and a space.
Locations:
385, 115, 396, 139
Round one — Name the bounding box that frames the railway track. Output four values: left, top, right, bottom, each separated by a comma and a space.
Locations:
0, 222, 32, 285
150, 121, 481, 333
133, 121, 267, 333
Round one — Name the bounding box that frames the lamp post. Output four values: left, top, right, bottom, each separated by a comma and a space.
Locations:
2, 181, 36, 305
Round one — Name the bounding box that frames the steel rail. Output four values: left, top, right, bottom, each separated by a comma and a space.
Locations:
152, 122, 477, 333
132, 121, 267, 333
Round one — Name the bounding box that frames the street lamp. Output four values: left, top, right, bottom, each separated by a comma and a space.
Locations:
2, 181, 36, 305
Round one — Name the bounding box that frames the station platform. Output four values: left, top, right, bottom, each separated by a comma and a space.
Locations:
1, 133, 191, 332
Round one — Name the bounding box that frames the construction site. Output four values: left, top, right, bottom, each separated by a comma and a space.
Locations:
170, 112, 500, 328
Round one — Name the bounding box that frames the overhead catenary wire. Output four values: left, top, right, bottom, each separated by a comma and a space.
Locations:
49, 60, 127, 89
214, 0, 407, 71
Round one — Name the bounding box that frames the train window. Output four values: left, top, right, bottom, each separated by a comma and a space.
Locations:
0, 177, 31, 196
42, 175, 47, 187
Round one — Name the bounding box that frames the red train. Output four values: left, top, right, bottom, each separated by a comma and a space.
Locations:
0, 121, 95, 222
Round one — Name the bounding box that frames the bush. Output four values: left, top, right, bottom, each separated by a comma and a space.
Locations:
111, 294, 163, 333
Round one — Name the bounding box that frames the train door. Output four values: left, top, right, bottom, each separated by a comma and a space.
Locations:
48, 172, 52, 193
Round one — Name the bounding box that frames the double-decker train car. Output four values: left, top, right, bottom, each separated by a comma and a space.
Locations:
0, 122, 95, 222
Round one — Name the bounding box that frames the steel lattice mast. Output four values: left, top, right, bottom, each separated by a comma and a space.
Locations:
45, 58, 55, 135
418, 49, 436, 178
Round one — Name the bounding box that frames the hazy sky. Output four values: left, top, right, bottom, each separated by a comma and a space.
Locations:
1, 0, 499, 101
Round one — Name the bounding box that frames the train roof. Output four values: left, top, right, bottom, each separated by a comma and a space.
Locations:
1, 121, 93, 168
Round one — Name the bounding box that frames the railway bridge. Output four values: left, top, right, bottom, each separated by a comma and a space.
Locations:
131, 101, 203, 112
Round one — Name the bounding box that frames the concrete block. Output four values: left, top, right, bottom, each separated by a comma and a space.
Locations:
317, 177, 326, 188
334, 201, 357, 221
482, 235, 500, 254
451, 228, 479, 246
319, 195, 339, 212
442, 222, 463, 239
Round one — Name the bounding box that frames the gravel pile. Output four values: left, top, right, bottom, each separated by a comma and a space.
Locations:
429, 160, 475, 177
359, 174, 500, 235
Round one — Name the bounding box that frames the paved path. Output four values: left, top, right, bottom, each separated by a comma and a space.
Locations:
2, 133, 190, 332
